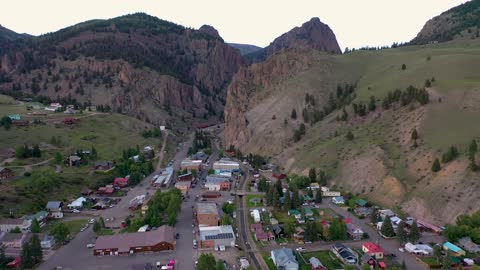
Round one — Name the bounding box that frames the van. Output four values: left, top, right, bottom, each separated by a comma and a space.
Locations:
193, 239, 198, 249
86, 244, 95, 248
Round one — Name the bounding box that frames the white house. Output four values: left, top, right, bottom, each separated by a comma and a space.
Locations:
332, 196, 345, 204
405, 242, 433, 256
251, 209, 261, 223
67, 197, 87, 209
271, 248, 299, 270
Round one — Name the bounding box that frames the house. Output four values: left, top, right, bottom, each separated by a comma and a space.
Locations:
239, 258, 250, 269
332, 196, 345, 204
255, 230, 274, 242
67, 155, 82, 167
288, 209, 301, 219
180, 159, 202, 171
251, 209, 261, 223
293, 227, 305, 242
46, 201, 63, 219
354, 207, 373, 218
50, 103, 62, 109
199, 225, 236, 250
41, 234, 56, 249
251, 223, 263, 232
443, 242, 466, 257
94, 225, 175, 256
378, 209, 396, 220
347, 223, 364, 240
332, 243, 358, 265
361, 254, 378, 268
272, 224, 285, 238
197, 203, 219, 227
362, 242, 384, 259
153, 167, 174, 188
0, 167, 13, 180
271, 248, 299, 270
94, 161, 114, 171
272, 173, 287, 180
405, 242, 433, 256
201, 191, 221, 198
177, 173, 194, 182
192, 152, 209, 162
213, 159, 240, 172
458, 237, 480, 253
356, 199, 368, 208
304, 208, 314, 217
67, 197, 87, 209
321, 187, 341, 197
0, 218, 32, 232
26, 211, 48, 227
114, 178, 129, 188
309, 257, 327, 270
0, 232, 32, 248
309, 183, 320, 190
8, 114, 21, 121
205, 177, 231, 191
174, 181, 191, 195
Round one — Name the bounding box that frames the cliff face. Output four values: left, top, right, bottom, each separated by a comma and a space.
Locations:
0, 13, 243, 124
245, 17, 341, 63
411, 0, 480, 44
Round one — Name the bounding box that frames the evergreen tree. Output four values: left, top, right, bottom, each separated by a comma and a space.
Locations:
411, 128, 418, 141
54, 152, 63, 164
433, 245, 442, 263
50, 222, 70, 244
442, 251, 452, 270
0, 246, 7, 267
308, 168, 317, 183
307, 188, 313, 198
470, 154, 478, 172
291, 109, 297, 119
284, 222, 295, 237
266, 184, 274, 205
31, 219, 40, 233
345, 131, 354, 141
381, 216, 395, 237
469, 139, 478, 155
32, 145, 41, 157
304, 221, 319, 242
396, 221, 408, 245
368, 96, 376, 111
431, 158, 441, 172
275, 179, 283, 197
216, 259, 226, 270
371, 208, 379, 224
91, 146, 98, 160
197, 253, 216, 270
21, 241, 34, 269
292, 189, 300, 209
408, 220, 421, 243
315, 190, 322, 204
328, 218, 348, 240
272, 188, 281, 209
401, 64, 407, 70
283, 191, 291, 211
30, 234, 43, 264
257, 177, 268, 192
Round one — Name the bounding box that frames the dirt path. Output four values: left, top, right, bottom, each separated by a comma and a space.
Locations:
4, 158, 53, 169
155, 131, 170, 171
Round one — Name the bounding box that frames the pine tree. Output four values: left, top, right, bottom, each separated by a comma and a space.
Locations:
0, 246, 7, 266
396, 221, 408, 245
371, 208, 379, 224
292, 189, 300, 209
433, 245, 442, 263
442, 251, 452, 270
257, 177, 268, 192
470, 154, 478, 172
291, 109, 297, 119
272, 188, 280, 209
432, 158, 441, 172
368, 96, 376, 111
30, 234, 43, 264
408, 220, 421, 243
345, 131, 354, 141
469, 139, 478, 155
401, 64, 407, 70
91, 146, 98, 160
283, 190, 291, 211
31, 219, 40, 233
411, 128, 418, 141
308, 168, 317, 183
266, 185, 274, 205
21, 241, 34, 268
315, 190, 322, 204
381, 216, 395, 237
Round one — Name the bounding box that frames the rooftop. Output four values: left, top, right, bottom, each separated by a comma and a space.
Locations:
197, 202, 218, 215
95, 225, 175, 251
199, 225, 235, 241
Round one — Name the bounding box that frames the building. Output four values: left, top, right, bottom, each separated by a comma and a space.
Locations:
46, 201, 63, 219
8, 114, 21, 121
153, 167, 174, 188
0, 218, 32, 232
309, 257, 327, 270
0, 232, 32, 248
197, 203, 219, 227
213, 159, 240, 172
205, 177, 231, 191
26, 211, 48, 227
270, 248, 299, 270
199, 225, 236, 250
201, 191, 221, 198
142, 146, 155, 159
94, 161, 114, 171
347, 223, 364, 240
180, 159, 202, 171
98, 186, 115, 195
67, 155, 82, 167
41, 234, 56, 249
332, 243, 358, 265
67, 197, 87, 209
114, 178, 129, 188
362, 242, 384, 259
192, 152, 209, 162
405, 242, 433, 256
255, 230, 274, 242
272, 224, 285, 238
443, 242, 466, 257
458, 237, 480, 253
174, 181, 191, 195
177, 173, 194, 182
332, 196, 345, 204
93, 225, 175, 256
0, 167, 13, 180
378, 209, 396, 220
356, 199, 368, 207
251, 209, 261, 223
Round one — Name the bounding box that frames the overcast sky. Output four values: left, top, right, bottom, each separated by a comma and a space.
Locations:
0, 0, 468, 50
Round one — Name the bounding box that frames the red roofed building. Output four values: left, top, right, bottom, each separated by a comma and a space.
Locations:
343, 218, 352, 224
98, 186, 114, 195
362, 242, 385, 259
273, 173, 286, 180
114, 178, 128, 188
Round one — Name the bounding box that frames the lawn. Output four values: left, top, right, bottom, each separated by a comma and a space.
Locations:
272, 211, 295, 224
298, 251, 342, 270
43, 219, 89, 236
246, 194, 265, 208
263, 255, 277, 270
315, 208, 336, 221
97, 228, 114, 236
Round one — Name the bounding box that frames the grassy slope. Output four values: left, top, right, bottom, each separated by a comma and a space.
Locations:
0, 100, 177, 216
241, 39, 480, 223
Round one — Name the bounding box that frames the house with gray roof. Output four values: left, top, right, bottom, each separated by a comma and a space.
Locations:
270, 248, 298, 270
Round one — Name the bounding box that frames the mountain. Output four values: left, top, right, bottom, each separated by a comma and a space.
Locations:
225, 37, 480, 224
228, 43, 263, 56
411, 0, 480, 44
0, 24, 27, 43
245, 18, 341, 63
0, 13, 243, 126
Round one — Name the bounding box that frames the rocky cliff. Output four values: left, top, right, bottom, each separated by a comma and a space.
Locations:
411, 0, 480, 44
245, 18, 341, 63
0, 13, 243, 125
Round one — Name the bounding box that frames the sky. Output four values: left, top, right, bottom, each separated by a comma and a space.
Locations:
0, 0, 469, 50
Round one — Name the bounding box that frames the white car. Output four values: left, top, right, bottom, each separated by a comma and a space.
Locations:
295, 247, 306, 252
80, 227, 86, 232
89, 219, 95, 224
86, 244, 95, 248
399, 248, 405, 252
72, 209, 81, 213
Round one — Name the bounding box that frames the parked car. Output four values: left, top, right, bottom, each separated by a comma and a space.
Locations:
193, 239, 198, 249
89, 219, 95, 224
295, 247, 306, 252
86, 244, 95, 248
175, 233, 180, 239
